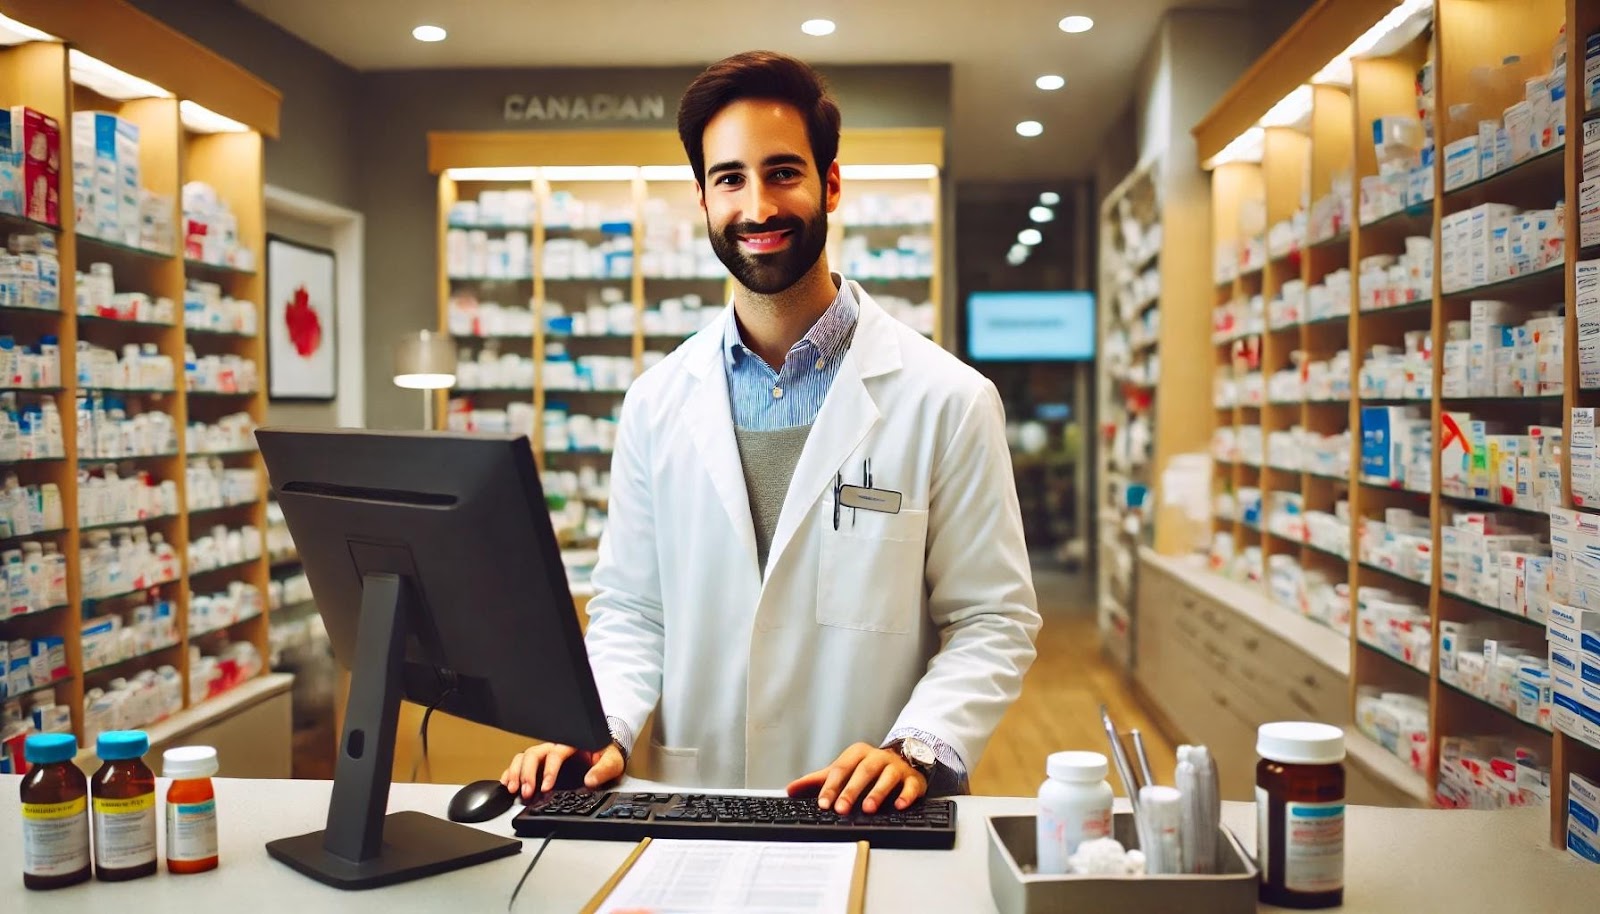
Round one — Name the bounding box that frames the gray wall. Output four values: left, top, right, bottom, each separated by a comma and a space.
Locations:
355, 65, 952, 429
126, 0, 362, 211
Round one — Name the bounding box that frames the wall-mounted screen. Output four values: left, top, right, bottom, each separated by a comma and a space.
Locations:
965, 290, 1095, 362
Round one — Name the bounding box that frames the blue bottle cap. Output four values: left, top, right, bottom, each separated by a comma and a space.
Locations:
24, 733, 77, 765
96, 730, 149, 761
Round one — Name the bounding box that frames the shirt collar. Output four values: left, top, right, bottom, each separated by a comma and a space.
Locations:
724, 274, 859, 370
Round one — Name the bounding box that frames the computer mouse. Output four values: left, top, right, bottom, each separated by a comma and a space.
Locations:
448, 779, 518, 823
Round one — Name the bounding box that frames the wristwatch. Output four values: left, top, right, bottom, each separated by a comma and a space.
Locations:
887, 737, 937, 777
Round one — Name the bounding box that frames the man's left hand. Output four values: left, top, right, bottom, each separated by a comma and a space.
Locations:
785, 742, 927, 815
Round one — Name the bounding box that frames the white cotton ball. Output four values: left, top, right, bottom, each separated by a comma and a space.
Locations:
1068, 837, 1130, 875
1124, 849, 1147, 875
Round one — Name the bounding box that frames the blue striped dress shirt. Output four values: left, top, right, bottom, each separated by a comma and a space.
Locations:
722, 277, 859, 430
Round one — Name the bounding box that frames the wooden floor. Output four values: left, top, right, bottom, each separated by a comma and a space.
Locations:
970, 563, 1176, 797
366, 562, 1178, 797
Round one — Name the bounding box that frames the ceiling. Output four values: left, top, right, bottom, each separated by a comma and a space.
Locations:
239, 0, 1253, 182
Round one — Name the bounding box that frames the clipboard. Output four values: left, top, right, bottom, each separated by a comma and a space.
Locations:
579, 837, 871, 914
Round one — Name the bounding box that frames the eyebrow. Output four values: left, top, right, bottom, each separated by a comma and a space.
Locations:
706, 153, 809, 178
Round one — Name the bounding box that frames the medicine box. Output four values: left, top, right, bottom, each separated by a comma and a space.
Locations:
11, 106, 58, 226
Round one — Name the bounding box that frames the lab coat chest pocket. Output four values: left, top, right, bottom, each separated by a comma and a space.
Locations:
817, 502, 929, 634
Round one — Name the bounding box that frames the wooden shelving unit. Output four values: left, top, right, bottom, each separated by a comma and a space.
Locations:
427, 129, 946, 588
0, 0, 279, 755
1185, 0, 1597, 849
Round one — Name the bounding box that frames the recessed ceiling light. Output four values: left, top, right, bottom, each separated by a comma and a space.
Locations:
1016, 120, 1043, 138
1030, 206, 1055, 223
1036, 74, 1066, 91
1059, 16, 1094, 33
1019, 228, 1043, 246
1039, 191, 1061, 205
412, 25, 447, 42
801, 19, 836, 36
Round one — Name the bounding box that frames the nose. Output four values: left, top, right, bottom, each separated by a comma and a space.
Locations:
741, 181, 781, 226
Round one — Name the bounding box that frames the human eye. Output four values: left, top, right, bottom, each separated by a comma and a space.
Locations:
715, 173, 744, 187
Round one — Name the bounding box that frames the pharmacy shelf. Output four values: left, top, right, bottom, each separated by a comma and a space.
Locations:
187, 500, 262, 519
1439, 679, 1553, 735
190, 610, 263, 639
4, 674, 72, 702
1441, 263, 1565, 301
1358, 561, 1429, 590
1304, 540, 1351, 563
1438, 588, 1546, 629
0, 602, 71, 624
446, 222, 534, 231
0, 386, 63, 394
187, 390, 259, 399
1438, 494, 1550, 518
185, 327, 258, 340
81, 578, 182, 605
1189, 0, 1586, 847
0, 211, 60, 234
84, 640, 182, 677
1443, 145, 1566, 205
1302, 312, 1352, 328
69, 673, 294, 770
0, 304, 66, 318
0, 5, 278, 759
74, 232, 174, 261
1344, 728, 1431, 805
76, 313, 177, 331
188, 556, 264, 580
0, 526, 68, 544
7, 455, 67, 466
80, 513, 179, 532
184, 258, 257, 278
1357, 638, 1429, 677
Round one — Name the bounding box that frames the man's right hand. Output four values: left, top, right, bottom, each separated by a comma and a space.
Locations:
501, 741, 625, 800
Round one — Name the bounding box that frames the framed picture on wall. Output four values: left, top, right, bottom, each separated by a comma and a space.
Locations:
266, 234, 337, 401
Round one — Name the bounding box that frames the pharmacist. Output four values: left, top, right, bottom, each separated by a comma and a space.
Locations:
503, 51, 1040, 816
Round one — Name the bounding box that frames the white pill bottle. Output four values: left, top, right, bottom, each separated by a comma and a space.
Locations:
1036, 750, 1115, 874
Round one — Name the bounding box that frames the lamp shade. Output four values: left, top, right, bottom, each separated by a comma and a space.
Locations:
393, 330, 457, 390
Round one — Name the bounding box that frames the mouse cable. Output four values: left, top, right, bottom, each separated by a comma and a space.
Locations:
507, 830, 556, 911
408, 685, 457, 783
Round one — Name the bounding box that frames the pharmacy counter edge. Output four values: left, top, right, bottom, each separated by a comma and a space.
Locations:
4, 776, 1598, 912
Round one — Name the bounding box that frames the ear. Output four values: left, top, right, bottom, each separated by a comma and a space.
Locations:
695, 180, 706, 213
825, 161, 841, 214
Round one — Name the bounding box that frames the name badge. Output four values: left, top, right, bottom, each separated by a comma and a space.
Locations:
838, 485, 902, 515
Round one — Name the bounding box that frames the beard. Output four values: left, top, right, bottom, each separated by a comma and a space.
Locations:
708, 207, 828, 295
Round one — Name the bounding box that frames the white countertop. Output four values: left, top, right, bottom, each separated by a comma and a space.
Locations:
4, 776, 1599, 911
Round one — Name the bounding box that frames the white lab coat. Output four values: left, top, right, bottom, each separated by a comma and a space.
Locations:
582, 281, 1041, 790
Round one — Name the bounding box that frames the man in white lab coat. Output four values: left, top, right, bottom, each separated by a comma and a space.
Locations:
503, 51, 1040, 816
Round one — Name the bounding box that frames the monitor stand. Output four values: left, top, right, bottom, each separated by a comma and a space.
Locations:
266, 572, 521, 889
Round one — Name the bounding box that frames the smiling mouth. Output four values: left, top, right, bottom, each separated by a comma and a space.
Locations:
738, 230, 793, 252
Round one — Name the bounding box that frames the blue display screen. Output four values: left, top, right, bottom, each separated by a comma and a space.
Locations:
966, 290, 1095, 361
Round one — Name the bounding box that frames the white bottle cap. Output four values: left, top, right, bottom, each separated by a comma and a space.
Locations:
1047, 750, 1109, 783
163, 745, 219, 779
1257, 722, 1345, 764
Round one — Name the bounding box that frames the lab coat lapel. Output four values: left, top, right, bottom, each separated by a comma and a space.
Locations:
682, 314, 760, 571
764, 289, 896, 581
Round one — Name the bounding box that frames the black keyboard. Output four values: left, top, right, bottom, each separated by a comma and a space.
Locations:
511, 790, 957, 850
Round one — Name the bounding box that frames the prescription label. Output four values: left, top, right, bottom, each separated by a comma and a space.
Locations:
167, 798, 218, 861
93, 793, 156, 870
1284, 801, 1344, 893
21, 797, 89, 877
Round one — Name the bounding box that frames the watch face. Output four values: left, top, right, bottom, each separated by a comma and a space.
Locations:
903, 739, 936, 768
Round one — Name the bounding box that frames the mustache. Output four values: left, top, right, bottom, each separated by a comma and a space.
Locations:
725, 217, 805, 236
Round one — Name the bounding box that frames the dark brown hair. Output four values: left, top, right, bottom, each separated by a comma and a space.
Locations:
677, 51, 842, 188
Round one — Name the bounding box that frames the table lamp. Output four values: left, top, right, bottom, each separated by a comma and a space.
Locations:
393, 329, 456, 430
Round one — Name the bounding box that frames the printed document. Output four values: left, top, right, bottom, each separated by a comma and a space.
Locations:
593, 839, 862, 914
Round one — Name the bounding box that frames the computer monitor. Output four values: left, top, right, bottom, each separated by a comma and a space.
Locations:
256, 427, 612, 890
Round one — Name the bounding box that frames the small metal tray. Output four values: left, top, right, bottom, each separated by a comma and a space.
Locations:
986, 812, 1260, 914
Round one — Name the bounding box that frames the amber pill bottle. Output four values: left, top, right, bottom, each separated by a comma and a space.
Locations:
1255, 721, 1346, 909
91, 730, 158, 881
163, 746, 219, 874
19, 733, 91, 890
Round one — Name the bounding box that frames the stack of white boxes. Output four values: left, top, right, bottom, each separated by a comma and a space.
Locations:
1359, 405, 1431, 492
1580, 119, 1600, 250
1573, 409, 1600, 510
1442, 39, 1568, 192
1441, 302, 1564, 399
1441, 202, 1566, 294
71, 111, 145, 248
1440, 510, 1548, 617
1583, 261, 1600, 388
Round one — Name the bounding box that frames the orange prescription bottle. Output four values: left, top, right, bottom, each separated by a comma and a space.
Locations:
19, 733, 91, 890
163, 746, 219, 874
91, 730, 158, 881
